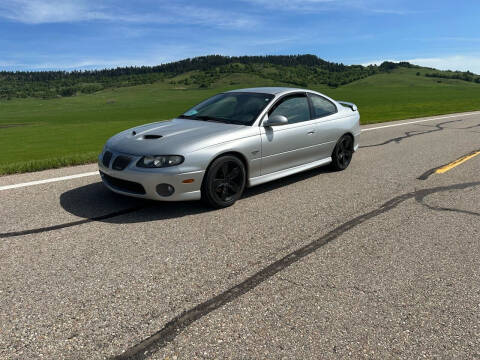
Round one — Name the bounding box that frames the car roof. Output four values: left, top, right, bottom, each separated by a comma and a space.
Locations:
226, 87, 306, 95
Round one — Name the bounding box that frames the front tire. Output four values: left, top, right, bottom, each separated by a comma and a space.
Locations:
331, 135, 354, 171
201, 155, 246, 208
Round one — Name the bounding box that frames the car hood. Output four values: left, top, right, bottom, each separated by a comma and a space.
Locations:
106, 118, 252, 155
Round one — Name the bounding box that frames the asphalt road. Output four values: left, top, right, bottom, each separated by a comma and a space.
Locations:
1, 111, 480, 359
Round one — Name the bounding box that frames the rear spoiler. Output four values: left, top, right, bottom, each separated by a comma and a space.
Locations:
338, 101, 358, 111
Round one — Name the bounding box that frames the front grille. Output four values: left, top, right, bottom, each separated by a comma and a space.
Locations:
100, 172, 146, 195
112, 155, 131, 171
102, 151, 112, 167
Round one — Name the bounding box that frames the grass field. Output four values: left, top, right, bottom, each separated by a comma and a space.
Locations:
1, 67, 480, 175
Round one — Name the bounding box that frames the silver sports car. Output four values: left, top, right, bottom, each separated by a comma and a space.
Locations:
99, 87, 360, 208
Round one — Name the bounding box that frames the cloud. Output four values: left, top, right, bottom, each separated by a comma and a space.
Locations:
406, 55, 480, 74
362, 55, 480, 74
245, 0, 339, 9
242, 0, 411, 14
0, 0, 258, 28
164, 5, 257, 29
369, 8, 411, 15
0, 0, 104, 23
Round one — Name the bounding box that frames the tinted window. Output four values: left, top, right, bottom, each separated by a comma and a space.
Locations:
309, 94, 337, 118
180, 92, 274, 126
269, 95, 310, 124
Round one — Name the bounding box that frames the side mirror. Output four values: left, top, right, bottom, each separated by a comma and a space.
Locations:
263, 115, 288, 127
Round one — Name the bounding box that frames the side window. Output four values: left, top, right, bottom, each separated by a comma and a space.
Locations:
309, 94, 337, 119
269, 95, 310, 124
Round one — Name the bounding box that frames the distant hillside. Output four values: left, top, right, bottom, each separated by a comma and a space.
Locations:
0, 54, 479, 100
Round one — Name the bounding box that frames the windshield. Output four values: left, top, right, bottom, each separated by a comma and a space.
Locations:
179, 92, 274, 126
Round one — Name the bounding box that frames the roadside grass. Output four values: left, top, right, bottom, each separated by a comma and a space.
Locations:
1, 68, 480, 175
0, 152, 98, 175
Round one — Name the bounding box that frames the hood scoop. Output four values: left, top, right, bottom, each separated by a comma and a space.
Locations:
142, 134, 162, 140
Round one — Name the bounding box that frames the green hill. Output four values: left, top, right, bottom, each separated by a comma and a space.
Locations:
0, 55, 394, 99
1, 55, 480, 175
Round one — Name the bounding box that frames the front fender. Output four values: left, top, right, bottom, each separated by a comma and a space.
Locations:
186, 133, 262, 179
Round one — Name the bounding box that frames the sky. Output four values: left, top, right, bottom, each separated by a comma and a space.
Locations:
1, 0, 480, 73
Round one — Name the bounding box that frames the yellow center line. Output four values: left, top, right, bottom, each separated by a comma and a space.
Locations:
435, 151, 480, 174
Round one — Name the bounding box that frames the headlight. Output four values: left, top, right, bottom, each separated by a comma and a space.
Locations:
136, 155, 184, 168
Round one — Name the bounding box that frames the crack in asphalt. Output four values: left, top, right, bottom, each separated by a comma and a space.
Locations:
417, 148, 480, 180
461, 123, 480, 130
360, 119, 464, 149
111, 181, 480, 360
415, 191, 480, 217
416, 122, 480, 131
0, 206, 148, 238
418, 205, 480, 217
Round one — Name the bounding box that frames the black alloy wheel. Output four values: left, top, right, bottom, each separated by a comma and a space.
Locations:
202, 155, 246, 208
331, 135, 354, 171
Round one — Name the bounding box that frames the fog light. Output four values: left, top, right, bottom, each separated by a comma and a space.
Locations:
156, 183, 175, 196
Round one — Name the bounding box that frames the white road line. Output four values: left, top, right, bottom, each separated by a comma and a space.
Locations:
361, 112, 479, 132
0, 171, 98, 191
1, 111, 479, 191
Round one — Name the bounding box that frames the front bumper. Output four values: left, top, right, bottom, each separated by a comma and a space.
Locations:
98, 150, 204, 201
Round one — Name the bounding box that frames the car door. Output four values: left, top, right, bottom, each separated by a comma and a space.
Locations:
307, 92, 341, 159
260, 93, 319, 175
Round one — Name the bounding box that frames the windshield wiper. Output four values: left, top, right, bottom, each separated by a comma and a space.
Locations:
179, 115, 246, 125
194, 115, 219, 121
178, 115, 215, 121
226, 119, 247, 125
192, 116, 233, 124
200, 116, 248, 125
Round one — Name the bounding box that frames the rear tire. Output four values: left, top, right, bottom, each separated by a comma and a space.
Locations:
201, 155, 246, 208
330, 135, 354, 171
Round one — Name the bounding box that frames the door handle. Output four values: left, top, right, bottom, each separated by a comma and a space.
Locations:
307, 130, 316, 135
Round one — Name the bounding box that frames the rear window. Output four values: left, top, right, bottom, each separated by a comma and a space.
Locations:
309, 93, 337, 118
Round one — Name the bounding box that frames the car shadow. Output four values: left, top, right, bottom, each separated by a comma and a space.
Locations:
60, 166, 334, 224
